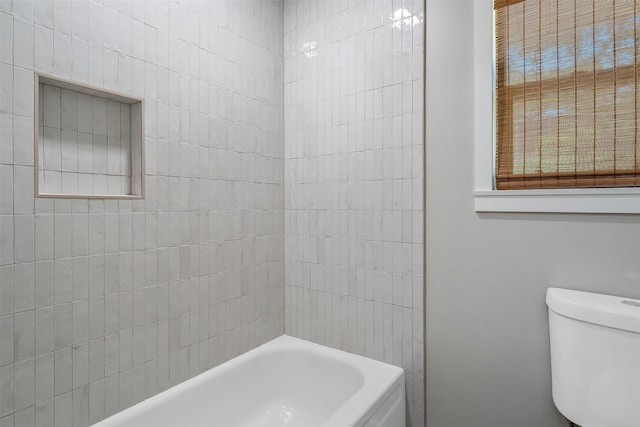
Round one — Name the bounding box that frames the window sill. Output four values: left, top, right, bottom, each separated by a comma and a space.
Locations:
474, 188, 640, 214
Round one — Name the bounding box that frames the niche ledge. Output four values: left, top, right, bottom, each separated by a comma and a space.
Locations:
34, 73, 145, 199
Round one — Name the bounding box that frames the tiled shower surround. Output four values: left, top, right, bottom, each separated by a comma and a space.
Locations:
283, 1, 424, 425
0, 1, 424, 427
1, 1, 284, 425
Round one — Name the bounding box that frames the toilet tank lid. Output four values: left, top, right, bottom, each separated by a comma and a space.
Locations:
546, 288, 640, 334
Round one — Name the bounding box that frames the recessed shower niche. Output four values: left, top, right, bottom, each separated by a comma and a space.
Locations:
35, 74, 144, 198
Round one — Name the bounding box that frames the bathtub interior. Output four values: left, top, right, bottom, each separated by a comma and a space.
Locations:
92, 336, 404, 427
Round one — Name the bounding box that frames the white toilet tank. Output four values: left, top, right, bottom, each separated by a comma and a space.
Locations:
546, 288, 640, 427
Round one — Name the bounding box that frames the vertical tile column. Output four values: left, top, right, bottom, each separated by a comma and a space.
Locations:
283, 1, 424, 425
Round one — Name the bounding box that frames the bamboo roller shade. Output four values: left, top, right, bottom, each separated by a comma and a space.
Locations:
495, 0, 640, 189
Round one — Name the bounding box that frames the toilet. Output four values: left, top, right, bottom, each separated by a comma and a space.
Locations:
546, 288, 640, 427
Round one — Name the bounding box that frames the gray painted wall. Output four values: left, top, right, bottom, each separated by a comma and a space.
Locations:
424, 1, 640, 426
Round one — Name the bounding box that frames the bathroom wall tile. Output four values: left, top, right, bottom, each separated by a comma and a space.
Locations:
53, 258, 72, 304
70, 199, 87, 214
13, 215, 34, 264
0, 260, 15, 315
86, 2, 103, 46
103, 334, 118, 378
118, 252, 132, 293
34, 352, 54, 403
34, 307, 53, 356
131, 212, 145, 251
101, 7, 118, 52
0, 315, 14, 366
72, 384, 89, 427
76, 94, 91, 134
52, 32, 72, 79
0, 13, 13, 66
14, 262, 34, 313
156, 353, 169, 393
132, 289, 145, 329
132, 363, 145, 404
35, 399, 54, 427
118, 368, 133, 411
103, 48, 118, 90
34, 215, 53, 261
94, 174, 108, 194
52, 215, 71, 260
70, 0, 87, 41
60, 90, 77, 131
103, 215, 118, 255
32, 0, 52, 27
0, 167, 13, 217
103, 374, 118, 419
88, 379, 104, 425
53, 199, 73, 214
54, 347, 72, 395
90, 133, 108, 177
88, 217, 104, 258
13, 166, 34, 214
145, 322, 157, 363
0, 365, 14, 418
118, 329, 132, 371
72, 343, 89, 389
53, 391, 72, 427
91, 97, 107, 136
72, 214, 88, 256
14, 405, 34, 427
0, 64, 14, 116
33, 261, 52, 309
145, 359, 157, 399
13, 115, 33, 166
72, 299, 88, 345
42, 127, 61, 171
53, 0, 71, 36
61, 171, 79, 198
88, 297, 104, 341
61, 130, 78, 172
0, 115, 13, 171
88, 338, 104, 383
13, 310, 34, 362
53, 303, 72, 350
13, 18, 34, 69
3, 1, 285, 425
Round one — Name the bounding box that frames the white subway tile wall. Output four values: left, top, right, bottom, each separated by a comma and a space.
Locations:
283, 0, 424, 425
2, 0, 426, 426
1, 1, 284, 426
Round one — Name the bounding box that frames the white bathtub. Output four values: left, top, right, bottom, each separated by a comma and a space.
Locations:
92, 335, 405, 427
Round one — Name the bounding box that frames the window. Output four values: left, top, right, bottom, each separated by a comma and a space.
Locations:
473, 0, 640, 213
495, 0, 639, 190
